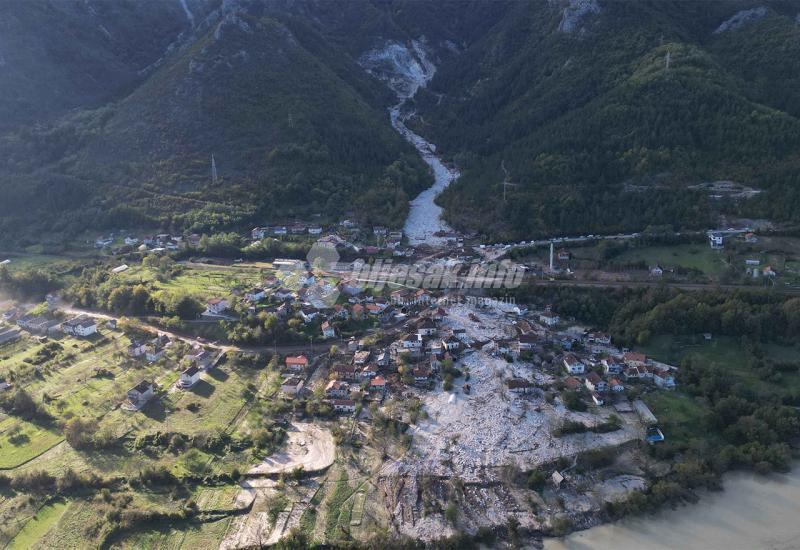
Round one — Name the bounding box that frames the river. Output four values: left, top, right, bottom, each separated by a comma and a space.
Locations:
359, 40, 458, 247
390, 104, 458, 247
545, 468, 800, 550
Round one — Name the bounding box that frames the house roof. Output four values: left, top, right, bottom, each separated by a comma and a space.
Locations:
131, 380, 152, 394
285, 355, 308, 366
507, 377, 533, 389
182, 365, 201, 377
623, 352, 647, 363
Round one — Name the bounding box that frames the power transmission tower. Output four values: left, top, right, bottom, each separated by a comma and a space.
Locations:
665, 50, 671, 70
500, 159, 518, 202
211, 154, 218, 185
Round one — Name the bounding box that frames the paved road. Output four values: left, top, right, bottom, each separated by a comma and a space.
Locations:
524, 277, 800, 294
60, 304, 350, 355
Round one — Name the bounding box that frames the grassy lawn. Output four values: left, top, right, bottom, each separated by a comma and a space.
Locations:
642, 391, 710, 447
6, 500, 69, 550
0, 416, 63, 469
115, 264, 266, 298
639, 334, 800, 388
616, 244, 726, 277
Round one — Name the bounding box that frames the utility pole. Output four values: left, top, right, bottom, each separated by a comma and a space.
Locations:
549, 242, 554, 272
665, 50, 671, 70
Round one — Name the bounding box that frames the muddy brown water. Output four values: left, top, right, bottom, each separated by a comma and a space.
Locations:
545, 468, 800, 549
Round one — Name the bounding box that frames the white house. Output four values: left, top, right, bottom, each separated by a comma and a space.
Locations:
416, 318, 437, 337
178, 365, 202, 389
126, 380, 155, 410
245, 288, 266, 302
281, 376, 304, 396
61, 315, 97, 337
325, 380, 350, 398
330, 398, 356, 413
401, 335, 423, 350
563, 354, 585, 375
609, 377, 625, 392
709, 232, 724, 249
602, 358, 623, 375
584, 372, 607, 392
128, 341, 147, 358
539, 311, 560, 326
186, 348, 214, 370
206, 298, 230, 315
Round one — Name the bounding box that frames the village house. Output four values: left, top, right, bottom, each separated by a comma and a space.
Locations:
353, 350, 371, 366
251, 227, 268, 240
589, 332, 611, 345
649, 265, 663, 277
507, 377, 535, 394
360, 364, 378, 379
441, 336, 461, 352
653, 368, 676, 389
624, 365, 642, 380
330, 399, 356, 413
416, 317, 437, 337
400, 335, 422, 351
609, 377, 624, 392
623, 352, 647, 367
128, 341, 147, 358
709, 232, 724, 249
332, 363, 358, 381
325, 380, 350, 398
245, 288, 266, 303
563, 354, 585, 375
61, 315, 97, 337
17, 314, 61, 335
369, 375, 387, 394
351, 303, 365, 320
591, 392, 605, 406
602, 357, 623, 375
281, 376, 304, 396
145, 342, 165, 363
413, 365, 432, 384
272, 288, 296, 301
557, 249, 571, 261
321, 321, 336, 339
452, 328, 469, 343
178, 365, 202, 389
126, 380, 155, 411
186, 348, 214, 370
517, 334, 540, 352
564, 376, 581, 391
206, 298, 230, 315
584, 371, 607, 392
539, 311, 560, 326
284, 355, 309, 373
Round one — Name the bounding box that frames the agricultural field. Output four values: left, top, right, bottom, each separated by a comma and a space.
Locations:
113, 263, 269, 299
613, 244, 727, 278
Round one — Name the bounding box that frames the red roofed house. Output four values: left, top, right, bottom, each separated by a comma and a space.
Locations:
285, 355, 309, 373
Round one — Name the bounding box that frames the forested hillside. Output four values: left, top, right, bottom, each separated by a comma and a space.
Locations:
411, 0, 800, 238
0, 0, 432, 240
2, 0, 800, 242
